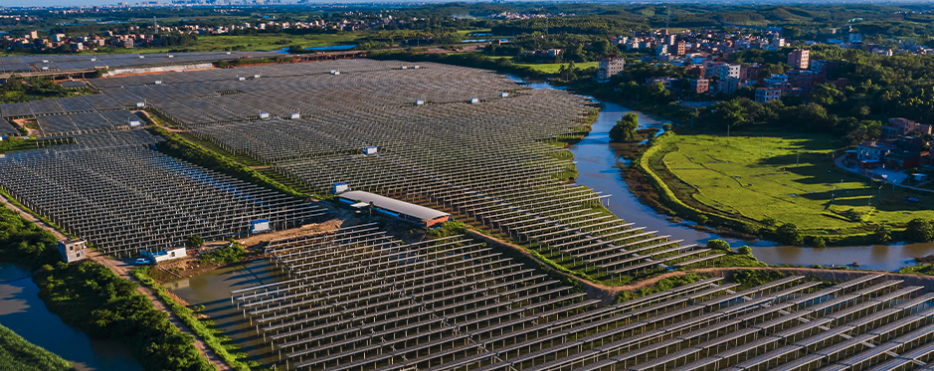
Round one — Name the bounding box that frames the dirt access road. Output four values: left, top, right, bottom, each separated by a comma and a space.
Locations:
0, 193, 230, 371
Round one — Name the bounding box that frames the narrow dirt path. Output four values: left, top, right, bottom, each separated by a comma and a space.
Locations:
87, 249, 230, 371
0, 193, 229, 371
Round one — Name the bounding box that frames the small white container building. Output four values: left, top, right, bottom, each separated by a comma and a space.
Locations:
415, 100, 425, 106
141, 247, 187, 263
364, 146, 378, 155
470, 98, 480, 104
332, 182, 350, 194
290, 113, 301, 120
129, 119, 142, 127
136, 102, 145, 108
251, 219, 271, 234
259, 112, 270, 119
58, 239, 88, 263
238, 76, 246, 81
501, 92, 510, 98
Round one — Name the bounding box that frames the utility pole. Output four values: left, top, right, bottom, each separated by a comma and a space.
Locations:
760, 136, 763, 156
727, 125, 730, 143
797, 149, 800, 166
666, 6, 671, 34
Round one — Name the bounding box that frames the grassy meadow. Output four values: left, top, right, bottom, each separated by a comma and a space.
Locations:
652, 133, 934, 235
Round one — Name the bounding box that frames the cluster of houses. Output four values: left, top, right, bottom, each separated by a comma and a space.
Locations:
3, 13, 413, 52
851, 118, 933, 171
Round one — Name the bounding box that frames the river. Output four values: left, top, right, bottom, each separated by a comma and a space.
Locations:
515, 77, 934, 271
0, 263, 142, 371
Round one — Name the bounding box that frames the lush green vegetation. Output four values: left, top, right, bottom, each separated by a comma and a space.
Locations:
134, 267, 258, 371
642, 132, 934, 243
200, 241, 246, 265
616, 273, 707, 303
731, 269, 786, 290
0, 77, 89, 104
609, 113, 640, 142
0, 323, 75, 371
0, 204, 214, 371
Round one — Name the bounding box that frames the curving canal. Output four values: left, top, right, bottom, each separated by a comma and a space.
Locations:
0, 263, 142, 371
515, 76, 934, 272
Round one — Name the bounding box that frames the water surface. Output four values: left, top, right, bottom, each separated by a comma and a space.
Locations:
517, 77, 934, 271
0, 263, 142, 371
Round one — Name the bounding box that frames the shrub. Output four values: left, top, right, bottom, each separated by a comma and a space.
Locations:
738, 245, 754, 256
874, 224, 892, 244
695, 215, 709, 226
617, 273, 706, 303
200, 241, 245, 265
732, 269, 785, 290
706, 239, 731, 252
742, 222, 760, 235
609, 113, 639, 142
185, 235, 204, 250
906, 218, 934, 242
810, 236, 827, 248
761, 216, 777, 226
776, 223, 803, 245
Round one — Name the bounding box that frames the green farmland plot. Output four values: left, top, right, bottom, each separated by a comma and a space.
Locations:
653, 133, 934, 235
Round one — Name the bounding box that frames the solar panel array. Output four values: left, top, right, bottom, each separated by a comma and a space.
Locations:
0, 130, 326, 256
0, 51, 280, 73
230, 226, 934, 371
1, 94, 124, 119
35, 110, 142, 135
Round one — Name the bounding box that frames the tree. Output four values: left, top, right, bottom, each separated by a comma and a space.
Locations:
776, 223, 803, 245
906, 218, 934, 242
761, 216, 777, 226
706, 239, 731, 252
609, 113, 639, 142
185, 235, 204, 250
739, 245, 754, 256
874, 224, 892, 244
695, 215, 709, 225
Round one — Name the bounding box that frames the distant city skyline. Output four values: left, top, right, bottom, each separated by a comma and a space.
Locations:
3, 0, 934, 9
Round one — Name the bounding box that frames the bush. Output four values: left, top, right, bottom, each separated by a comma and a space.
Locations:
609, 113, 639, 142
761, 216, 777, 226
706, 239, 731, 252
775, 223, 803, 245
738, 245, 754, 256
906, 218, 934, 242
200, 241, 245, 265
742, 222, 760, 235
617, 273, 706, 303
695, 215, 709, 226
185, 235, 204, 250
874, 224, 892, 244
732, 269, 785, 290
810, 236, 827, 248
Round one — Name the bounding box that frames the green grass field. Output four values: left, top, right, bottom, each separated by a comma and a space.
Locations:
485, 56, 598, 74
653, 133, 934, 235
